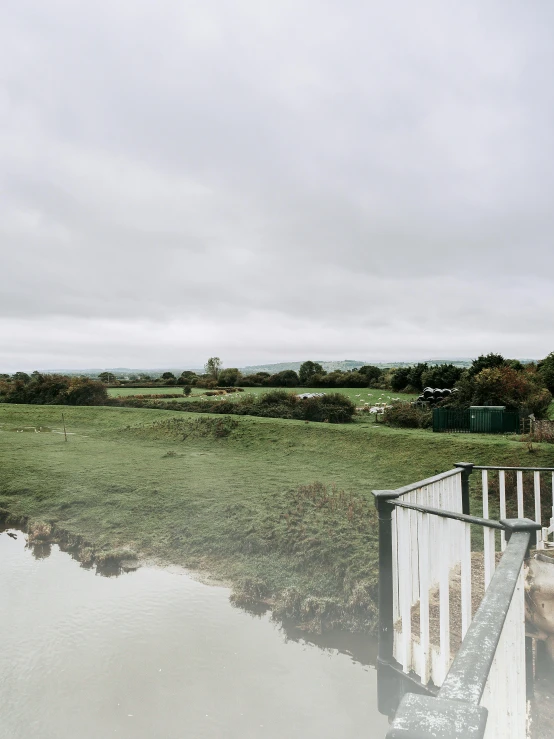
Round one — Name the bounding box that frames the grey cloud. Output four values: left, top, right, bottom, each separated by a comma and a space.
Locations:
1, 0, 554, 368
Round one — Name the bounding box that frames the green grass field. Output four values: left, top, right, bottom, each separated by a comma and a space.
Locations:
108, 385, 419, 405
1, 403, 553, 631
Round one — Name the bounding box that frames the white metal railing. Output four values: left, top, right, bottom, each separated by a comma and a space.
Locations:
374, 463, 551, 734
385, 464, 554, 688
389, 468, 465, 685
385, 525, 533, 739
476, 466, 554, 553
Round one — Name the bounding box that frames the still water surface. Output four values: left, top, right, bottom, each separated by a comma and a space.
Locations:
0, 529, 388, 739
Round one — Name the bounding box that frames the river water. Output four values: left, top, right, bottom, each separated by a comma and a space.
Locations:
0, 529, 388, 739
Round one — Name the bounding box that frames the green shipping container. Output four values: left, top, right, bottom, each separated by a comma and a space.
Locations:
433, 407, 519, 433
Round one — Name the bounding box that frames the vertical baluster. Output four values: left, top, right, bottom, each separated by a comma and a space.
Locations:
551, 472, 554, 545
410, 491, 419, 606
482, 470, 495, 587
461, 521, 472, 637
439, 516, 450, 683
516, 470, 524, 518
534, 471, 542, 549
392, 507, 399, 624
419, 512, 430, 685
429, 483, 438, 587
448, 477, 456, 570
499, 470, 507, 552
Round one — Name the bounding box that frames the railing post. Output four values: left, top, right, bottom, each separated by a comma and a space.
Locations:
373, 489, 401, 716
455, 462, 474, 515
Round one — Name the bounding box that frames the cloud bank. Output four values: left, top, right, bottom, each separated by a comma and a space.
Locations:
2, 1, 553, 370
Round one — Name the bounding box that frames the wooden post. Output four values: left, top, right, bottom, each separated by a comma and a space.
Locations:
62, 413, 67, 442
454, 462, 474, 515
373, 489, 401, 716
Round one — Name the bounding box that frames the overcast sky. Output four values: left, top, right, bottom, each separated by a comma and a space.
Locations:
2, 1, 553, 371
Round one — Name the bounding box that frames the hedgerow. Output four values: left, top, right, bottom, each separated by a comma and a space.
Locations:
109, 390, 356, 423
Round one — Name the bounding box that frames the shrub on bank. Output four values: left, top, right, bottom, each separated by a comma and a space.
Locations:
383, 402, 432, 429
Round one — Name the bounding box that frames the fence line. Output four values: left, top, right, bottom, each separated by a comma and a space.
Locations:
373, 462, 550, 737
474, 465, 554, 551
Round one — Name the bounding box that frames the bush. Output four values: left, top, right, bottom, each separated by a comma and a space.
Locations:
195, 378, 218, 389
383, 402, 432, 429
0, 374, 108, 406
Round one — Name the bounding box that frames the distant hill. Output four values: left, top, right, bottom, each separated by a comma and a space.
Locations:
239, 360, 367, 375
34, 357, 540, 378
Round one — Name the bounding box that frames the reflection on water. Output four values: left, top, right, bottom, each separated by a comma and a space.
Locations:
0, 528, 388, 739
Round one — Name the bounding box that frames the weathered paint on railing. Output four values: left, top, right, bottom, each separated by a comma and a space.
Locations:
385, 522, 538, 739
375, 470, 465, 684
373, 464, 550, 736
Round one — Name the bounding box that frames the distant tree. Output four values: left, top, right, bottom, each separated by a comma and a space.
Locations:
357, 365, 382, 385
218, 368, 240, 387
299, 361, 326, 385
204, 357, 222, 380
407, 363, 428, 392
538, 352, 554, 394
98, 372, 116, 384
390, 367, 411, 392
342, 371, 369, 388
161, 372, 175, 380
183, 385, 192, 396
138, 374, 152, 381
179, 371, 198, 386
447, 366, 551, 417
467, 353, 506, 377
12, 372, 31, 384
64, 377, 108, 405
268, 370, 299, 387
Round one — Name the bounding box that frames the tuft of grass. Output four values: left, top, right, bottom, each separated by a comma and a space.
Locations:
95, 547, 137, 565
27, 521, 52, 543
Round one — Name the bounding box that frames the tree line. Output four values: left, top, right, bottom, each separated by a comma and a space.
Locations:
2, 352, 553, 416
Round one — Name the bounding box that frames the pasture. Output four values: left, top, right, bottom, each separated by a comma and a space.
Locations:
1, 402, 552, 632
108, 385, 419, 406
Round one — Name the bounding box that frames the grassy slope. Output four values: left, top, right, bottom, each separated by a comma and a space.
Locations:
1, 403, 553, 631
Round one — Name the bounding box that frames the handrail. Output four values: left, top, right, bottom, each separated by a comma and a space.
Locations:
385, 519, 540, 739
389, 500, 504, 530
373, 467, 462, 499
473, 465, 554, 472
